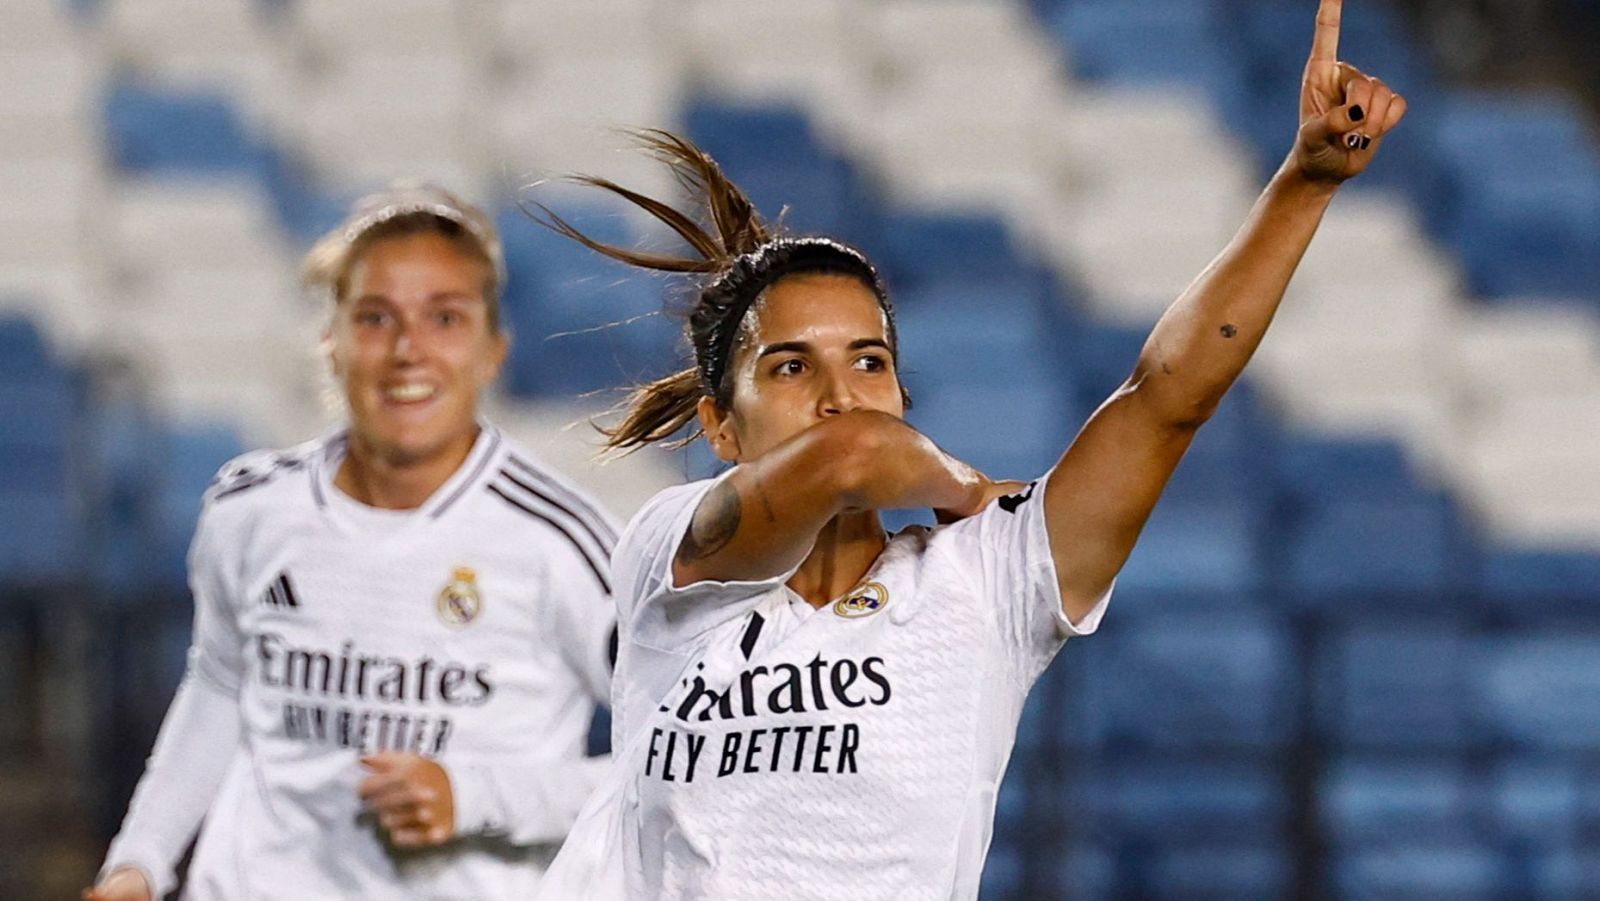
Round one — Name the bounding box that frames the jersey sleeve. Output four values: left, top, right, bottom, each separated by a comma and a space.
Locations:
545, 526, 621, 705
100, 500, 247, 895
613, 475, 799, 652
947, 474, 1112, 683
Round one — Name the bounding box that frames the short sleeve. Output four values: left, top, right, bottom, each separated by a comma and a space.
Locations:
186, 502, 247, 694
946, 474, 1112, 683
612, 475, 797, 652
546, 534, 621, 705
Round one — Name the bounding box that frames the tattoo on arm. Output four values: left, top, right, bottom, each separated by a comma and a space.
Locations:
678, 478, 743, 563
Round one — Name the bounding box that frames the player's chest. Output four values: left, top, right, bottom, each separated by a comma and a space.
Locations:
233, 520, 540, 655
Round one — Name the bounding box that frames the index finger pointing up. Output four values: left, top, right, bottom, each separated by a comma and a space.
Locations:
1310, 0, 1343, 63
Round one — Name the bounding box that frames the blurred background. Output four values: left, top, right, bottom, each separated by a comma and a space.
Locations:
2, 0, 1598, 897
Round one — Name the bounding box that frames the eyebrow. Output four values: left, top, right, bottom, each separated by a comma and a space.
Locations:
756, 338, 892, 359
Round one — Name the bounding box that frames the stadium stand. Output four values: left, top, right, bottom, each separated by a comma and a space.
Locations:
0, 0, 1597, 896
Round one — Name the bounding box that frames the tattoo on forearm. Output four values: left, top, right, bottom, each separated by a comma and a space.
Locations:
678, 478, 742, 563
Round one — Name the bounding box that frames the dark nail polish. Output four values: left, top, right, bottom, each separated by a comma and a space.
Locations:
1350, 104, 1365, 122
1346, 134, 1361, 149
1359, 136, 1372, 150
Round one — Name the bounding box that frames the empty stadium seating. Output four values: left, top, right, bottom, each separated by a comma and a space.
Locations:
1, 0, 1597, 897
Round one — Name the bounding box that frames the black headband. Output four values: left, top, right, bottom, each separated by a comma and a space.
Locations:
697, 237, 890, 398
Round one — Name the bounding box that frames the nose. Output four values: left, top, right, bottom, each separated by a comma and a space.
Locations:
817, 368, 860, 417
390, 319, 422, 365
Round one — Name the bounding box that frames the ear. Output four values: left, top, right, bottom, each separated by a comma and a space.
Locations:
478, 330, 510, 387
696, 395, 741, 462
322, 323, 342, 378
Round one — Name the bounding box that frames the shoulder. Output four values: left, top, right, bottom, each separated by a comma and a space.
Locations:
479, 435, 622, 590
487, 436, 623, 537
202, 437, 324, 512
618, 478, 720, 557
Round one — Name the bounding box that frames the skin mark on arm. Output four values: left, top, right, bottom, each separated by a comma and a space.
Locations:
1220, 323, 1239, 339
677, 477, 743, 563
752, 476, 778, 524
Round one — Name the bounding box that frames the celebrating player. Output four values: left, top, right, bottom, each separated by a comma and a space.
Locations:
535, 1, 1404, 897
85, 184, 621, 899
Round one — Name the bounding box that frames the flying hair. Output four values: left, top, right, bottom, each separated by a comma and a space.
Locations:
530, 129, 899, 454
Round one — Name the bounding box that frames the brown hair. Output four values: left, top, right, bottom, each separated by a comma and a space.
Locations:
304, 182, 506, 334
533, 130, 900, 451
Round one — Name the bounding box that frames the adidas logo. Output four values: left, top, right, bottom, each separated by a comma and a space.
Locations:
262, 572, 300, 609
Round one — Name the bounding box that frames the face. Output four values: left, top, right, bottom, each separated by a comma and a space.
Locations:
701, 274, 904, 463
327, 232, 507, 467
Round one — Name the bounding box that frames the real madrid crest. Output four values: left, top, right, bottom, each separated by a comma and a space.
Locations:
833, 581, 889, 619
437, 566, 483, 627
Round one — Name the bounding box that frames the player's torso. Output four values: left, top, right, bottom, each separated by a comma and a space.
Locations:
231, 491, 578, 764
634, 528, 1017, 900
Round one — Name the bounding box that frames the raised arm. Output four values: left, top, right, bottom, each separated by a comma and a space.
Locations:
1044, 0, 1407, 621
673, 410, 1014, 586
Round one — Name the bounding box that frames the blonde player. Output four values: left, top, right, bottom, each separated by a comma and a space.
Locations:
533, 1, 1405, 897
84, 185, 620, 899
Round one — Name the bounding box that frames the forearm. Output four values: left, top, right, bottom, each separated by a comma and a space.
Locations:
1137, 159, 1339, 425
676, 412, 985, 585
450, 756, 612, 846
101, 671, 241, 896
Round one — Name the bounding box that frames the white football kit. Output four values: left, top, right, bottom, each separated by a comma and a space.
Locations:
101, 424, 620, 900
546, 470, 1110, 900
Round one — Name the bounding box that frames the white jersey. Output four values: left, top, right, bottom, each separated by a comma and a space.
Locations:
102, 424, 620, 900
599, 472, 1110, 900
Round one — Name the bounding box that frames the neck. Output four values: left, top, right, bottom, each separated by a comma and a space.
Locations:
787, 510, 887, 608
333, 427, 480, 511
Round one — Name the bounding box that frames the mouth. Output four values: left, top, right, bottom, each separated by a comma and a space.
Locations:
382, 382, 439, 406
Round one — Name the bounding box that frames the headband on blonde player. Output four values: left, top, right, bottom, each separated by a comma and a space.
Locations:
304, 182, 508, 334
531, 130, 905, 452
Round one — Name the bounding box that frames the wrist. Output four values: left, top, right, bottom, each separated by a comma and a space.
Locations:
1276, 154, 1344, 200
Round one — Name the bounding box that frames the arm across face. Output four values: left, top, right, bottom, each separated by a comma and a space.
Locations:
671, 411, 1013, 588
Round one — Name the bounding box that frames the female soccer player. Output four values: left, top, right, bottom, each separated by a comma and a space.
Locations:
536, 1, 1404, 897
85, 184, 621, 899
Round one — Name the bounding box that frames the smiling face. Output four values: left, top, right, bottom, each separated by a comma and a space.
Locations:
700, 273, 905, 463
327, 231, 507, 468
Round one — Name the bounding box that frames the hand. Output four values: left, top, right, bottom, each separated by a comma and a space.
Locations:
82, 867, 153, 901
1293, 0, 1409, 184
935, 478, 1031, 524
358, 753, 456, 849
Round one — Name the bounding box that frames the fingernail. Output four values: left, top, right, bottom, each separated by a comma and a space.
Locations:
1346, 134, 1361, 149
1350, 104, 1365, 122
1359, 135, 1372, 150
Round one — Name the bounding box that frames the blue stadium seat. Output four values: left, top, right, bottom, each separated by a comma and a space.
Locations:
1486, 760, 1600, 849
1048, 0, 1240, 96
1113, 502, 1263, 605
1531, 846, 1600, 900
0, 315, 52, 378
1100, 613, 1296, 750
1281, 494, 1467, 609
1319, 758, 1477, 847
1076, 759, 1291, 844
139, 423, 247, 591
1142, 843, 1294, 900
0, 492, 78, 585
865, 212, 1036, 289
905, 379, 1079, 481
1332, 844, 1514, 900
1479, 549, 1600, 619
1275, 434, 1422, 504
1313, 621, 1472, 749
105, 79, 262, 175
1474, 634, 1600, 752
